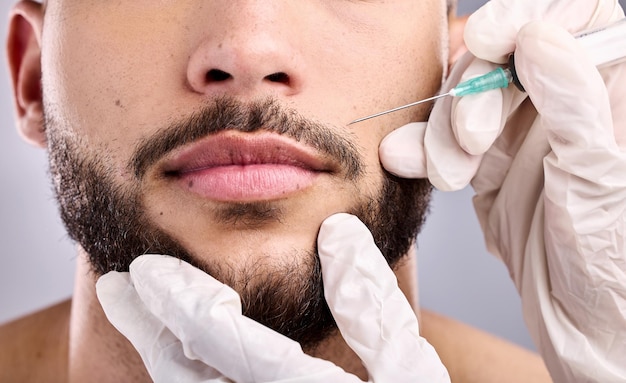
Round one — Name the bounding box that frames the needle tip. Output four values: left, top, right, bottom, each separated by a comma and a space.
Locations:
347, 93, 450, 126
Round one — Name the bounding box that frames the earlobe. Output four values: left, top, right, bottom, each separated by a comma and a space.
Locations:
7, 0, 46, 148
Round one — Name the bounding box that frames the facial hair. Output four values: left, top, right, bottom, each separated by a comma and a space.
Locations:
45, 97, 432, 350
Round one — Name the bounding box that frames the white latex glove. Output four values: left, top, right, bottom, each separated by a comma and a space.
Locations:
381, 0, 625, 191
96, 213, 450, 383
380, 1, 626, 382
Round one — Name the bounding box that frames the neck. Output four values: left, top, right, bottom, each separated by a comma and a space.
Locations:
68, 252, 151, 383
68, 247, 419, 382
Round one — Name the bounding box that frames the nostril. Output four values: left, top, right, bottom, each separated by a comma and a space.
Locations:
265, 72, 290, 85
206, 69, 232, 82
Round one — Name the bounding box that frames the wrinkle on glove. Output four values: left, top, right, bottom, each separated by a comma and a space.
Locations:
519, 22, 626, 382
318, 214, 450, 383
473, 18, 626, 383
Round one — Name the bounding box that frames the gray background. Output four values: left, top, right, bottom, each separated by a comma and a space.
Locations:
2, 0, 623, 351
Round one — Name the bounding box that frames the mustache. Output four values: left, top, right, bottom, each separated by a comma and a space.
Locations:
130, 97, 363, 181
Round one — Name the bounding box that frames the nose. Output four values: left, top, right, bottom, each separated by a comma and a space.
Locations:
186, 2, 305, 98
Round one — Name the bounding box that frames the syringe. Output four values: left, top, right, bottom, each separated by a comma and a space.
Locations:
349, 17, 626, 125
349, 65, 521, 124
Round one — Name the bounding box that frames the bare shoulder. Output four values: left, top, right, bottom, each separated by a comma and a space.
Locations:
419, 309, 553, 383
0, 299, 71, 383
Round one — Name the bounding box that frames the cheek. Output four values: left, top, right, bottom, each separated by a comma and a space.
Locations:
41, 3, 192, 164
330, 4, 446, 152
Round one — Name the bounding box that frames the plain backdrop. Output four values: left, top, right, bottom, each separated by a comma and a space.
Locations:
2, 0, 624, 351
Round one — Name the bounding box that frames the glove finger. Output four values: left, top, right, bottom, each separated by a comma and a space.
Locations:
451, 59, 506, 155
379, 122, 428, 178
318, 214, 450, 383
424, 53, 483, 191
128, 254, 360, 383
516, 21, 626, 181
96, 272, 228, 383
425, 95, 483, 191
465, 0, 622, 64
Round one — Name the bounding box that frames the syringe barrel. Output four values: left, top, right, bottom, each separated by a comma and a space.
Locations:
575, 17, 626, 68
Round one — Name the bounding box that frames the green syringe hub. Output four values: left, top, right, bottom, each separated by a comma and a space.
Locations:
450, 67, 513, 97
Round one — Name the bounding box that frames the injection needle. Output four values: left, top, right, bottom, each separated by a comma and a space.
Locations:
349, 66, 517, 125
349, 92, 450, 125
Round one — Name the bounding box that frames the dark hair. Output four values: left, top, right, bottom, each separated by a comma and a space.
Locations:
447, 0, 458, 15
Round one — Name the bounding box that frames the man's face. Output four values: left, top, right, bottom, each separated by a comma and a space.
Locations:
38, 0, 447, 348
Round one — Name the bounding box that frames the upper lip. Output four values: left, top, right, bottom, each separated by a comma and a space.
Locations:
160, 131, 335, 176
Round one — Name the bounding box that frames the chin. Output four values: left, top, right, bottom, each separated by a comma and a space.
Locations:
142, 185, 359, 265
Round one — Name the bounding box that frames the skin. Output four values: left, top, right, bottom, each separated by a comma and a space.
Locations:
1, 0, 552, 382
37, 0, 442, 271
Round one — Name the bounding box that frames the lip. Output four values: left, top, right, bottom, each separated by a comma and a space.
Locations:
161, 132, 333, 202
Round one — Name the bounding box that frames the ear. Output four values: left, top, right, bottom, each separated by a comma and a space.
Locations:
7, 0, 46, 148
448, 13, 470, 69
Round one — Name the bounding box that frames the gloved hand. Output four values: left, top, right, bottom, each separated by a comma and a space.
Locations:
380, 0, 626, 382
381, 1, 625, 190
96, 213, 450, 383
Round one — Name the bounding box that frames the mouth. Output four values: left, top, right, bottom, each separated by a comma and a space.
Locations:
161, 131, 335, 202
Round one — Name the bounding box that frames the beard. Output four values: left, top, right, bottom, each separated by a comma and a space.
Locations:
45, 97, 432, 351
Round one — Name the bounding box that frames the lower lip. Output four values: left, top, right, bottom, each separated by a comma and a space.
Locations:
177, 164, 319, 201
